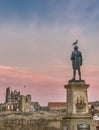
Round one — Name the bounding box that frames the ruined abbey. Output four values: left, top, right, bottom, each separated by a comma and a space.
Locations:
0, 87, 31, 112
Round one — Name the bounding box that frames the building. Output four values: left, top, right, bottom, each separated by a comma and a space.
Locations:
0, 87, 31, 112
20, 95, 31, 112
48, 102, 66, 111
31, 102, 41, 111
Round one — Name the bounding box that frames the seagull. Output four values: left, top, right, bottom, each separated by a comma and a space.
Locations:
72, 40, 78, 46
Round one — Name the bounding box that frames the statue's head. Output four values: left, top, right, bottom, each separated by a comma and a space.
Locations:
74, 45, 78, 50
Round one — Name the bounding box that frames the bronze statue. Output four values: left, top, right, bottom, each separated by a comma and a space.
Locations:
71, 41, 82, 80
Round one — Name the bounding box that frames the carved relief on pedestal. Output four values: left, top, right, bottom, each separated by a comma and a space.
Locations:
76, 96, 86, 112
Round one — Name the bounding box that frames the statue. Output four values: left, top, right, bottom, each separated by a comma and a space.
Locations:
71, 40, 82, 81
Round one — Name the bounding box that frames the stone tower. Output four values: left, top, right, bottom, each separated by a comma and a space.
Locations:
20, 95, 31, 112
5, 87, 11, 103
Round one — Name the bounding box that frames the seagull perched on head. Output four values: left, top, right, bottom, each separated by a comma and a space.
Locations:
72, 40, 78, 46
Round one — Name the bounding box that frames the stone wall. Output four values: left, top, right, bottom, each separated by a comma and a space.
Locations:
0, 117, 61, 130
0, 111, 62, 130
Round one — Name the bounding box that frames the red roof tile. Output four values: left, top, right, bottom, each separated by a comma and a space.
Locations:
48, 102, 66, 107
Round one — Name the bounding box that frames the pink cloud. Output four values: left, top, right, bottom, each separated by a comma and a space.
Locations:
0, 65, 98, 105
0, 66, 65, 105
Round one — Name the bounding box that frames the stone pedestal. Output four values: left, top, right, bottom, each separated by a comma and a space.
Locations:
61, 81, 96, 130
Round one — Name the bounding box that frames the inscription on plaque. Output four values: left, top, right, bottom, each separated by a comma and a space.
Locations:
77, 124, 90, 130
63, 126, 68, 130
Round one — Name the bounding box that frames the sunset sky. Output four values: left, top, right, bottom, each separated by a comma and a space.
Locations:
0, 0, 99, 105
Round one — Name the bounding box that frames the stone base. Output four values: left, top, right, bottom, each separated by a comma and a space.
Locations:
64, 82, 90, 115
68, 79, 85, 84
61, 114, 96, 130
61, 81, 96, 130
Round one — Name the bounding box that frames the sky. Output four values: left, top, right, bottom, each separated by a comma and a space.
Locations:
0, 0, 99, 105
